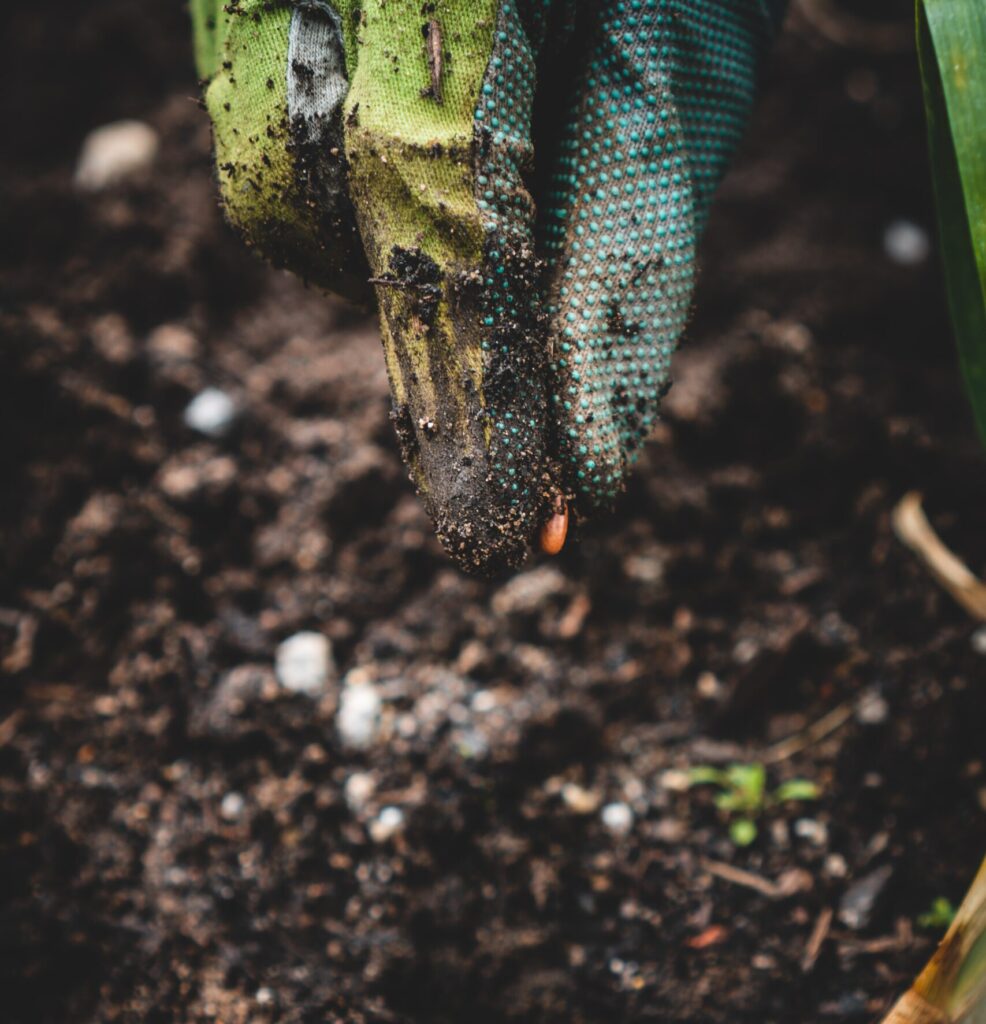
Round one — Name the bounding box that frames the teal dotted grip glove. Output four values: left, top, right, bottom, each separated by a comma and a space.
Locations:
537, 0, 784, 510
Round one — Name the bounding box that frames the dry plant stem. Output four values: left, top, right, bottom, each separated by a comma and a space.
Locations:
763, 700, 854, 764
701, 859, 782, 898
802, 907, 834, 974
891, 492, 986, 621
879, 858, 986, 1023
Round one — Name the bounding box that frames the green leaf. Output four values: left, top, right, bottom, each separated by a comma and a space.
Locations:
715, 790, 744, 813
724, 763, 766, 813
773, 779, 821, 804
730, 818, 758, 847
688, 766, 726, 787
917, 896, 958, 931
918, 0, 986, 442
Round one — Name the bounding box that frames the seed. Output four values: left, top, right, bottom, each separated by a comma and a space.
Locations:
539, 497, 569, 556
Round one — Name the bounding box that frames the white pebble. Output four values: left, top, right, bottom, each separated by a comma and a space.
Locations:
855, 690, 889, 725
971, 626, 986, 655
369, 806, 404, 843
344, 771, 376, 813
255, 987, 274, 1006
183, 388, 237, 439
601, 802, 634, 836
883, 219, 930, 266
471, 689, 498, 713
336, 682, 382, 749
220, 791, 245, 820
75, 120, 159, 190
794, 818, 829, 846
274, 632, 332, 698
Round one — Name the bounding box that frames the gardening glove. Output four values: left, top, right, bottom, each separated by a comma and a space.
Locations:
193, 0, 787, 575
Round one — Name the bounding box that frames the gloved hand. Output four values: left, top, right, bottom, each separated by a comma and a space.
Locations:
192, 0, 786, 575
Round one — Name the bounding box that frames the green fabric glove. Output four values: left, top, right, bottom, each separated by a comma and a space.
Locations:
192, 0, 786, 575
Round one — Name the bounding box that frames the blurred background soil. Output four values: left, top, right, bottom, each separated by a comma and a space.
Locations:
1, 1, 984, 1021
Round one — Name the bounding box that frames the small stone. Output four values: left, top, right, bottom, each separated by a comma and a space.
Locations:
491, 566, 567, 616
275, 632, 333, 698
471, 689, 498, 713
344, 771, 376, 814
184, 388, 237, 439
825, 853, 849, 879
255, 987, 275, 1007
883, 219, 930, 266
660, 769, 691, 793
733, 637, 760, 664
220, 792, 245, 820
454, 728, 489, 760
147, 324, 200, 362
90, 314, 135, 364
770, 819, 790, 848
601, 802, 634, 836
75, 120, 159, 190
794, 818, 829, 846
369, 806, 404, 843
696, 671, 725, 700
159, 454, 237, 501
855, 690, 889, 725
971, 626, 986, 655
336, 682, 382, 749
651, 818, 687, 843
839, 865, 893, 930
561, 782, 601, 815
623, 550, 666, 585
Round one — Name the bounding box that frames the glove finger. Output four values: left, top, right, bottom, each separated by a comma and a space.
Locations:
538, 0, 783, 512
344, 0, 556, 574
194, 0, 370, 300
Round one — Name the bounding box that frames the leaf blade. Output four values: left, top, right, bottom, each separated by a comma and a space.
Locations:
918, 0, 986, 441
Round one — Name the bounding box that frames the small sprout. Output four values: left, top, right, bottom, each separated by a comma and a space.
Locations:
730, 818, 758, 847
688, 762, 820, 847
773, 779, 822, 804
918, 897, 957, 931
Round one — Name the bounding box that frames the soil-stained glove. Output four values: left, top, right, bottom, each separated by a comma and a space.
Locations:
192, 0, 787, 575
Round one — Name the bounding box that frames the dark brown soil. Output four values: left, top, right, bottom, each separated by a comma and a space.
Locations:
1, 2, 984, 1022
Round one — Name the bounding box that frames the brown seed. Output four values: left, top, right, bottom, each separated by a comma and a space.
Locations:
539, 499, 569, 556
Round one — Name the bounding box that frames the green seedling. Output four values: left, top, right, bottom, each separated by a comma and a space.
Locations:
688, 763, 820, 847
919, 896, 958, 932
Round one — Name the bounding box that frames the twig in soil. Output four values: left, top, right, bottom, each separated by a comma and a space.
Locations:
701, 859, 786, 898
793, 0, 914, 54
835, 918, 914, 957
0, 710, 24, 748
0, 610, 37, 673
702, 859, 813, 900
763, 701, 854, 764
891, 491, 986, 622
801, 907, 833, 973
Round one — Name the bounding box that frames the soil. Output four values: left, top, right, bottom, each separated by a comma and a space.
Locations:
1, 2, 984, 1022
